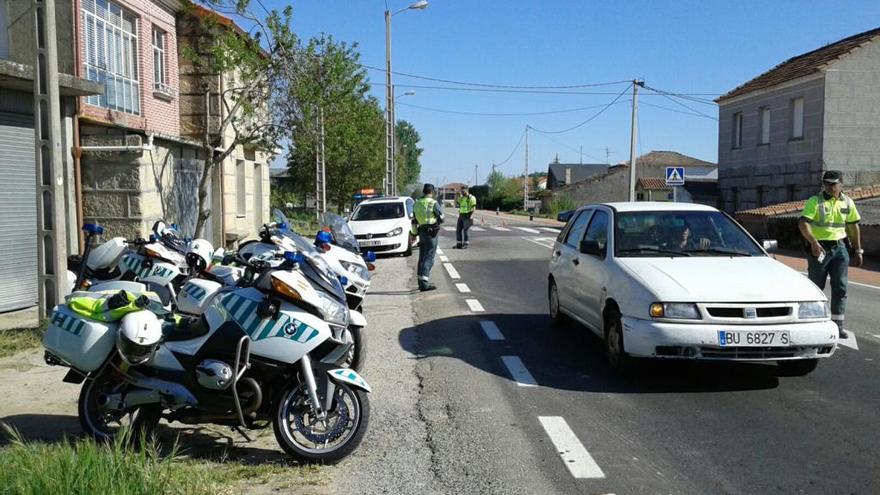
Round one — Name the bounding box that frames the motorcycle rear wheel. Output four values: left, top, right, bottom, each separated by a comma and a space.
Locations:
78, 368, 161, 445
273, 381, 370, 464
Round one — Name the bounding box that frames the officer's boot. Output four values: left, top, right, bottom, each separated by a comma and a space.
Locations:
836, 320, 848, 339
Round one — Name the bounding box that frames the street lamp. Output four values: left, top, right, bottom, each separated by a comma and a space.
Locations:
386, 1, 427, 196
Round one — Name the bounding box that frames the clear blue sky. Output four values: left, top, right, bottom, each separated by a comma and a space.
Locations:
259, 0, 880, 186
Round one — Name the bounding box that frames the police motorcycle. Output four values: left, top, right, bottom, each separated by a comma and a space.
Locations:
42, 249, 372, 464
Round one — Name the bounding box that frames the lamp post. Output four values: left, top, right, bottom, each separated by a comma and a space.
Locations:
385, 1, 427, 196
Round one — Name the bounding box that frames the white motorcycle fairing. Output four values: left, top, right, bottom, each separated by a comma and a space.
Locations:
327, 368, 372, 393
177, 278, 222, 315
120, 252, 181, 286
349, 310, 366, 328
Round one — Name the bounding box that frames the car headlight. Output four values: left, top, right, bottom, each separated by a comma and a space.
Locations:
650, 302, 701, 319
315, 290, 348, 326
388, 227, 404, 237
798, 301, 828, 319
340, 260, 370, 282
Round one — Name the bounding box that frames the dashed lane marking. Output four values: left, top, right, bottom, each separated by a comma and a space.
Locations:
514, 227, 541, 234
443, 263, 461, 279
471, 226, 486, 232
436, 248, 444, 255
455, 283, 471, 293
524, 237, 555, 249
500, 356, 538, 387
439, 255, 449, 262
539, 227, 561, 233
442, 226, 455, 232
480, 321, 505, 340
466, 299, 485, 312
491, 226, 511, 232
538, 416, 606, 479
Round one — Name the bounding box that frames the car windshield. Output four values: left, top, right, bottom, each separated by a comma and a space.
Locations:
352, 202, 405, 221
615, 210, 764, 257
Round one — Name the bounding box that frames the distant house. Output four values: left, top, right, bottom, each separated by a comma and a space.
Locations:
635, 177, 719, 207
716, 26, 880, 213
438, 182, 468, 201
546, 163, 608, 190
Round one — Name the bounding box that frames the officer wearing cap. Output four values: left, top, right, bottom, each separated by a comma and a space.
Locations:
412, 183, 444, 291
798, 170, 864, 339
455, 185, 477, 249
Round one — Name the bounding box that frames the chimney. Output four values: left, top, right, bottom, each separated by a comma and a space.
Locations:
565, 167, 571, 185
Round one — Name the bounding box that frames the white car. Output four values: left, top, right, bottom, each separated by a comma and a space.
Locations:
349, 196, 416, 256
548, 202, 839, 376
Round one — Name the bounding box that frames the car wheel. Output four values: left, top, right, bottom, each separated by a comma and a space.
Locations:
548, 280, 568, 327
403, 239, 413, 257
604, 309, 631, 374
777, 359, 819, 376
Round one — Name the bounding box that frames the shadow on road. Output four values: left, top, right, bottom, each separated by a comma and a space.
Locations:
400, 313, 784, 394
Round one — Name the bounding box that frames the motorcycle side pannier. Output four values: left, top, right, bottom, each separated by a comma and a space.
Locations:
42, 305, 116, 372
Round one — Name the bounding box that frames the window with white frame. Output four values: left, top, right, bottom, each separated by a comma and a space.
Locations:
152, 27, 171, 95
759, 106, 771, 144
236, 160, 247, 215
81, 0, 140, 114
732, 112, 743, 148
791, 97, 804, 139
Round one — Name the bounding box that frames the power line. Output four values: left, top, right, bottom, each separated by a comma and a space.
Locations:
396, 100, 633, 117
641, 84, 718, 105
389, 83, 722, 97
360, 63, 632, 90
643, 85, 718, 121
639, 100, 718, 121
495, 127, 528, 168
529, 127, 606, 162
528, 83, 633, 134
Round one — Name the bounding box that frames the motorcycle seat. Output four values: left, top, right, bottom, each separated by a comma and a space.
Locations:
162, 316, 210, 342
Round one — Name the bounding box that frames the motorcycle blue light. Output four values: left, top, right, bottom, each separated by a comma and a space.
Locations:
364, 251, 377, 262
149, 234, 158, 242
315, 230, 332, 244
82, 223, 104, 235
283, 251, 305, 264
338, 276, 349, 286
278, 221, 288, 231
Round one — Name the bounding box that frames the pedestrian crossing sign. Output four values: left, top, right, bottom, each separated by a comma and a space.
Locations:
666, 167, 685, 186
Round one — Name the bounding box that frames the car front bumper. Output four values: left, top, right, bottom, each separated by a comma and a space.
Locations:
356, 233, 409, 253
621, 317, 839, 361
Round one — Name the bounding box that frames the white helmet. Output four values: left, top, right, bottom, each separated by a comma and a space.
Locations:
116, 310, 162, 365
186, 238, 214, 273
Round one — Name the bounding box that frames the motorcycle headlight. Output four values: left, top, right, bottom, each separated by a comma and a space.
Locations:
315, 290, 348, 326
798, 301, 828, 319
650, 302, 701, 320
388, 227, 404, 237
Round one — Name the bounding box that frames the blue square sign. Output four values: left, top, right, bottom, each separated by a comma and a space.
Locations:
666, 167, 685, 186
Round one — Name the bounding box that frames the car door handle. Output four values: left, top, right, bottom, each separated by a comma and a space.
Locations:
572, 258, 579, 266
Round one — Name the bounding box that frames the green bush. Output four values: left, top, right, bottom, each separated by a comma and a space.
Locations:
544, 195, 575, 218
0, 426, 225, 495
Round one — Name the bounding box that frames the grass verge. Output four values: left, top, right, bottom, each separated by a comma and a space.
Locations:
0, 425, 327, 495
0, 323, 45, 359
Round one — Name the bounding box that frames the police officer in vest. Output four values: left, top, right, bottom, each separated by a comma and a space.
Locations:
412, 183, 445, 292
455, 185, 478, 249
798, 170, 864, 339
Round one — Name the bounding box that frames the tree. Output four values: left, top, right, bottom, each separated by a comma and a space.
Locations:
183, 1, 299, 237
395, 120, 423, 194
284, 35, 385, 211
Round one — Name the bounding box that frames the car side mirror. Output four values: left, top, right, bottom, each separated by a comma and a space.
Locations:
579, 239, 603, 256
762, 239, 778, 253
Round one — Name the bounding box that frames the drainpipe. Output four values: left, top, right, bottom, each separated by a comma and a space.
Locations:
217, 72, 226, 246
73, 0, 84, 252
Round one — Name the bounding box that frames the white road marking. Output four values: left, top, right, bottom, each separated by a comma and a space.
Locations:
480, 321, 505, 340
524, 237, 555, 249
501, 356, 538, 387
455, 283, 471, 293
442, 226, 455, 232
466, 299, 485, 312
540, 227, 561, 233
439, 255, 449, 262
491, 226, 511, 232
515, 227, 541, 234
838, 330, 859, 350
538, 416, 606, 479
851, 281, 880, 291
443, 263, 460, 279
436, 248, 444, 255
470, 226, 485, 232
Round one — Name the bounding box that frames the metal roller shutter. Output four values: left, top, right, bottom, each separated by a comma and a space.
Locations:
0, 112, 38, 313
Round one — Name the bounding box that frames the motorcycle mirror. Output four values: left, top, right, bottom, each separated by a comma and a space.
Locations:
82, 223, 104, 235
367, 262, 376, 272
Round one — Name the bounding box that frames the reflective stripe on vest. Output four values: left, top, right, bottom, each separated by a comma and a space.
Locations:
457, 194, 476, 214
414, 197, 438, 226
810, 194, 852, 240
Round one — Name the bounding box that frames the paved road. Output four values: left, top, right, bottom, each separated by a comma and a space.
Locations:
335, 210, 880, 495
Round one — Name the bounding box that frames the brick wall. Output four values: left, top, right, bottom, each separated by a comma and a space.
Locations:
78, 0, 180, 137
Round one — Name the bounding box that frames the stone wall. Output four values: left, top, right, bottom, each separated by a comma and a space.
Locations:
544, 163, 684, 207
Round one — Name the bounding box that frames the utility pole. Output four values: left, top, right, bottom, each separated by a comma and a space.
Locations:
579, 145, 583, 165
628, 79, 643, 202
384, 10, 394, 196
474, 164, 478, 186
33, 0, 68, 315
523, 125, 529, 211
315, 107, 326, 217
605, 147, 613, 165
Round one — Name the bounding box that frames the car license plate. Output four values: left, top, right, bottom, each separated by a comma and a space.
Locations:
359, 240, 381, 247
718, 330, 790, 347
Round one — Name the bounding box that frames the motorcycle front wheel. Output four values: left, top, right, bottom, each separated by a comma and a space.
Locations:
273, 381, 370, 464
78, 367, 161, 444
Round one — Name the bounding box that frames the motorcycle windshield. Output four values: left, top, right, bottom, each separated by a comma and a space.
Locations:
272, 209, 318, 255
321, 212, 360, 253
152, 220, 188, 254
271, 209, 345, 301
